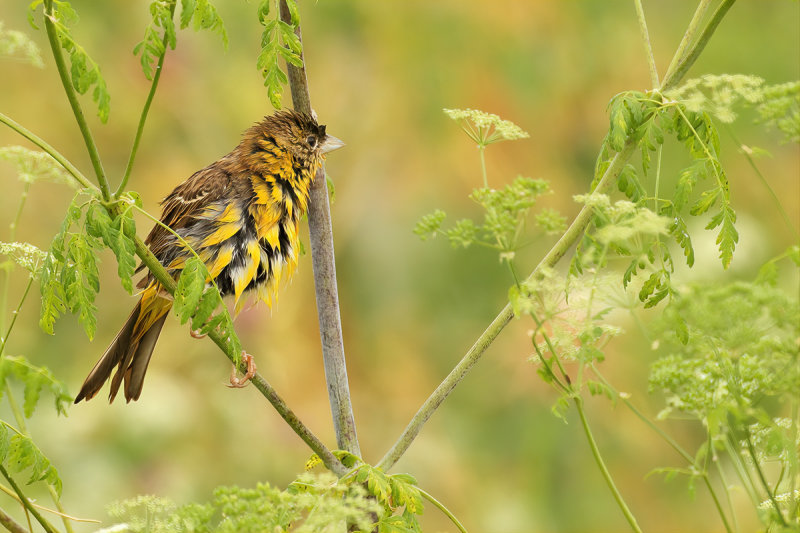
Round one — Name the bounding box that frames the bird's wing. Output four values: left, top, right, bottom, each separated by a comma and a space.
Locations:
138, 160, 234, 276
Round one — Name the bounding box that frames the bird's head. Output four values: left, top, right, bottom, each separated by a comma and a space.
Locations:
247, 110, 344, 170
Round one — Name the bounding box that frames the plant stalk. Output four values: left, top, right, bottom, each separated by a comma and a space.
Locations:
279, 0, 361, 456
0, 112, 94, 191
0, 507, 27, 533
574, 396, 643, 532
42, 0, 111, 200
634, 0, 660, 88
130, 234, 346, 476
661, 0, 737, 91
377, 140, 637, 471
115, 3, 175, 197
0, 464, 58, 533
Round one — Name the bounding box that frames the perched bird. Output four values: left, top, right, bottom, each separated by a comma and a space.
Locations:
74, 110, 344, 403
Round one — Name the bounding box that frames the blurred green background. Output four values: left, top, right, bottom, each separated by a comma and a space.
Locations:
1, 1, 798, 531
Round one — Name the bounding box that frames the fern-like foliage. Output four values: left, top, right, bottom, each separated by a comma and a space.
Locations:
257, 0, 302, 109
107, 473, 382, 533
415, 176, 564, 265
0, 422, 62, 495
134, 0, 228, 80
28, 0, 111, 122
39, 193, 139, 339
172, 257, 243, 363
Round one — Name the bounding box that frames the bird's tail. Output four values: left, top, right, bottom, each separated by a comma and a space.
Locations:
75, 285, 172, 403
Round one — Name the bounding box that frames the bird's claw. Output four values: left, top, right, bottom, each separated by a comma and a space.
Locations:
189, 328, 207, 339
228, 351, 256, 388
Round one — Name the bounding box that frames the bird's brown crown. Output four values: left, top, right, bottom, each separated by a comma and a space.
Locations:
242, 110, 329, 168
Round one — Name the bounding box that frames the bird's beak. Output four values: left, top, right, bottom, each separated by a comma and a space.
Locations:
320, 135, 345, 154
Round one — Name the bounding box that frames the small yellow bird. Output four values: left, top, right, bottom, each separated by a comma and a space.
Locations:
75, 111, 344, 403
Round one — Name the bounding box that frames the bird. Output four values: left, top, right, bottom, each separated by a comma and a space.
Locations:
74, 110, 344, 404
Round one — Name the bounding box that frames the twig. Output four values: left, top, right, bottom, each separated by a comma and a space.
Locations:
0, 506, 27, 533
417, 486, 469, 533
0, 483, 99, 524
377, 140, 637, 471
42, 0, 111, 200
115, 3, 175, 197
378, 0, 740, 473
661, 0, 737, 91
129, 234, 347, 476
278, 0, 361, 456
574, 396, 642, 532
661, 0, 711, 87
0, 465, 59, 533
0, 112, 95, 191
634, 0, 660, 88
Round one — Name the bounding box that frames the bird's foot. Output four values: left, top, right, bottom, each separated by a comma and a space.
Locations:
189, 328, 207, 339
228, 351, 256, 388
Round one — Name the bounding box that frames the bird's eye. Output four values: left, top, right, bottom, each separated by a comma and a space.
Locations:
306, 135, 317, 147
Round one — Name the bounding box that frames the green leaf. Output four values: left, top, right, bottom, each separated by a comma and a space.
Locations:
173, 257, 206, 324
689, 188, 719, 216
413, 210, 446, 241
674, 161, 705, 211
706, 205, 738, 269
5, 433, 62, 495
366, 467, 392, 505
389, 474, 424, 515
0, 356, 72, 416
617, 164, 645, 202
64, 233, 100, 339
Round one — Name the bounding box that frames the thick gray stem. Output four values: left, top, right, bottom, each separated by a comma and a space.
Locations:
279, 0, 361, 456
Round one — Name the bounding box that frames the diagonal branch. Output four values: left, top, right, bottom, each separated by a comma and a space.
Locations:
278, 0, 361, 457
377, 140, 637, 471
377, 0, 740, 473
130, 235, 348, 476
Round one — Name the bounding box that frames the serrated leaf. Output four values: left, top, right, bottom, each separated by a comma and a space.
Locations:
180, 0, 196, 28
173, 257, 206, 324
608, 96, 628, 152
366, 467, 392, 504
689, 188, 719, 216
389, 474, 423, 514
191, 289, 219, 331
707, 205, 738, 268
639, 271, 661, 302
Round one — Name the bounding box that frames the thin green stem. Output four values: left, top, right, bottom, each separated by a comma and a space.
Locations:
0, 464, 59, 533
722, 435, 760, 508
0, 277, 74, 532
634, 0, 660, 88
0, 112, 95, 191
0, 182, 30, 335
0, 277, 33, 360
661, 0, 738, 91
574, 396, 642, 532
377, 140, 638, 472
726, 126, 799, 240
417, 486, 469, 533
744, 427, 787, 526
42, 0, 110, 200
478, 145, 488, 188
115, 4, 175, 198
712, 452, 739, 533
662, 0, 711, 87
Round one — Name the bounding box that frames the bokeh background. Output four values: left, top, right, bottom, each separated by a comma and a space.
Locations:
1, 1, 798, 531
